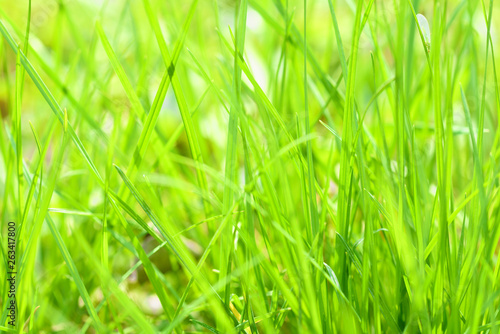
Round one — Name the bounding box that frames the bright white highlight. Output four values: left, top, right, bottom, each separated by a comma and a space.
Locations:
417, 14, 431, 52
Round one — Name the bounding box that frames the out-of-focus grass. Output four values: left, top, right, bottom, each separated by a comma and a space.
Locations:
1, 0, 500, 332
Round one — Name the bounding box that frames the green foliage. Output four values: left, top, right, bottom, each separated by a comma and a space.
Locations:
1, 0, 500, 332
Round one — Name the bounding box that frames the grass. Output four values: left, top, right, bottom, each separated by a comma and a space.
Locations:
1, 0, 500, 332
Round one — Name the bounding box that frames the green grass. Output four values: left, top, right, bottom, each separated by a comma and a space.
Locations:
1, 0, 500, 332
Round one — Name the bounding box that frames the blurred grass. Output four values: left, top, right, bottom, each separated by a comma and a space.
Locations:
1, 0, 500, 332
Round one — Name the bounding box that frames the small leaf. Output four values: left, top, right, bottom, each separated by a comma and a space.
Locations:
417, 14, 431, 52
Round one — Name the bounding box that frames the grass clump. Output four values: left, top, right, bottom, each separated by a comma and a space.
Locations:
1, 0, 500, 332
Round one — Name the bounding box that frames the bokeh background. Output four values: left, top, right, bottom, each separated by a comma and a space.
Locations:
1, 0, 500, 332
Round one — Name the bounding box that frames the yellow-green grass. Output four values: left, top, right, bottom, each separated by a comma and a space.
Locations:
1, 0, 500, 332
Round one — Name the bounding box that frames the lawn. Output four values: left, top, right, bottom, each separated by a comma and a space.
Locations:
1, 0, 500, 332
